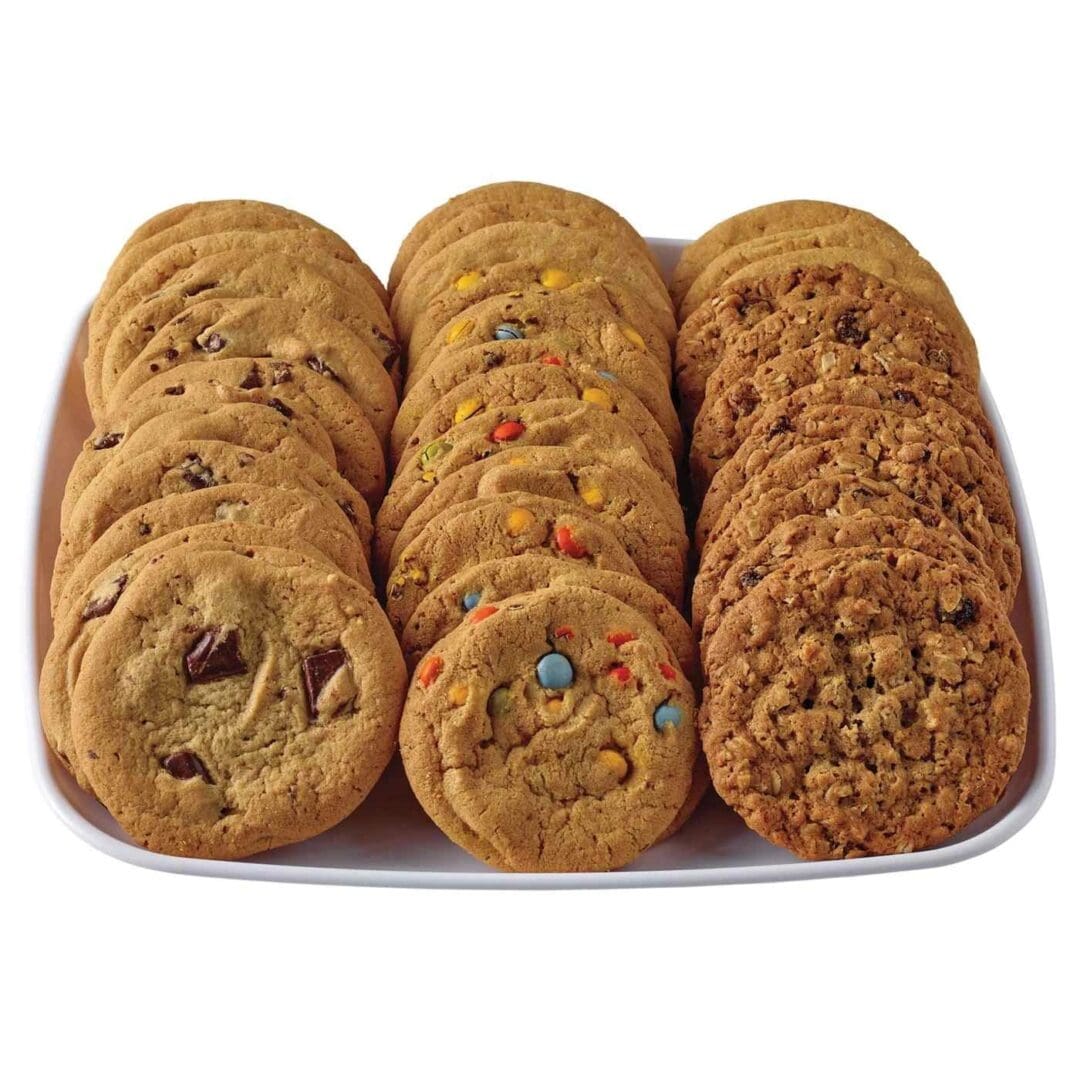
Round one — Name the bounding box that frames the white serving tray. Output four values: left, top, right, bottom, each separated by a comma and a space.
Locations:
29, 239, 1055, 888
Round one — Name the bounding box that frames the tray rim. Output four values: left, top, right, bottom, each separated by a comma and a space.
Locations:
28, 240, 1056, 889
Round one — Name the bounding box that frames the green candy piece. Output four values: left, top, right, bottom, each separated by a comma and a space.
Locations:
419, 439, 452, 469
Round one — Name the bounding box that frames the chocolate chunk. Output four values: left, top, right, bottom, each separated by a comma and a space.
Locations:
185, 626, 247, 683
137, 522, 152, 536
894, 389, 920, 406
161, 750, 212, 782
835, 311, 869, 346
163, 385, 185, 396
302, 647, 348, 717
739, 569, 763, 589
180, 454, 216, 489
937, 597, 978, 628
201, 332, 226, 353
305, 355, 341, 382
81, 574, 127, 620
92, 432, 122, 450
239, 365, 264, 389
338, 500, 359, 528
482, 350, 504, 369
164, 347, 180, 361
268, 361, 294, 386
266, 397, 293, 418
371, 326, 401, 369
767, 415, 793, 438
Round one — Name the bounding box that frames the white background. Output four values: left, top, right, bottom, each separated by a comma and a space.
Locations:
2, 3, 1076, 1076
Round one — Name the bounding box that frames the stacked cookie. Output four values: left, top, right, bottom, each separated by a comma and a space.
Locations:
40, 200, 406, 860
382, 182, 700, 871
676, 201, 1030, 859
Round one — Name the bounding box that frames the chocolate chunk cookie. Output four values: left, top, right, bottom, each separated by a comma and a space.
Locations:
70, 546, 406, 859
399, 584, 697, 871
699, 547, 1029, 859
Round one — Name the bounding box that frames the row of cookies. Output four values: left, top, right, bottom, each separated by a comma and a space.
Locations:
377, 183, 701, 871
676, 200, 1030, 859
40, 200, 407, 859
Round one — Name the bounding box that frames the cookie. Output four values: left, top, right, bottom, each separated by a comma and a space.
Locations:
399, 584, 697, 871
398, 364, 680, 478
104, 296, 398, 440
41, 524, 338, 789
399, 555, 697, 682
392, 222, 674, 347
69, 546, 406, 859
694, 513, 996, 637
61, 399, 338, 531
389, 181, 653, 293
384, 452, 689, 605
694, 439, 1019, 610
693, 343, 994, 479
675, 263, 979, 424
376, 400, 673, 569
384, 494, 643, 635
114, 362, 387, 505
53, 483, 372, 621
52, 439, 371, 613
690, 379, 1005, 499
87, 249, 398, 420
699, 547, 1029, 859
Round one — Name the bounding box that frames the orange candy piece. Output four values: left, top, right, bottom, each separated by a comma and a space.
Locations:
540, 355, 564, 366
468, 604, 498, 624
607, 631, 637, 647
659, 662, 679, 681
553, 625, 574, 639
609, 665, 632, 684
417, 655, 444, 688
490, 420, 525, 443
554, 526, 587, 558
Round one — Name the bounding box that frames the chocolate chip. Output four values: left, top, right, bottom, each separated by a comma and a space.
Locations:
266, 397, 293, 418
937, 597, 978, 628
161, 750, 212, 782
137, 522, 151, 536
482, 350, 504, 369
302, 647, 348, 716
767, 415, 793, 438
239, 365, 264, 389
81, 574, 127, 620
338, 500, 359, 528
268, 361, 293, 386
802, 698, 815, 709
185, 626, 247, 683
180, 454, 216, 489
92, 432, 122, 450
202, 332, 226, 353
164, 385, 185, 396
835, 311, 869, 346
305, 355, 341, 382
894, 389, 920, 406
739, 569, 763, 589
371, 326, 401, 369
164, 347, 180, 361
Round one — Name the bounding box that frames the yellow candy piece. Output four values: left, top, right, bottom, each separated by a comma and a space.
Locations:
545, 696, 564, 712
421, 470, 437, 483
446, 317, 476, 344
539, 267, 572, 289
580, 484, 605, 509
407, 567, 428, 585
507, 455, 529, 467
505, 507, 536, 536
597, 748, 629, 782
453, 397, 484, 424
448, 683, 469, 706
581, 387, 613, 410
454, 270, 482, 291
620, 324, 646, 349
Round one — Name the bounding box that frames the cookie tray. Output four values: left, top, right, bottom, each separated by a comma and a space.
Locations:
29, 239, 1056, 889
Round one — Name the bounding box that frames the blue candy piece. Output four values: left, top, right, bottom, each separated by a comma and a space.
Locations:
596, 370, 618, 381
493, 322, 525, 341
653, 702, 683, 731
536, 652, 574, 690
461, 591, 482, 612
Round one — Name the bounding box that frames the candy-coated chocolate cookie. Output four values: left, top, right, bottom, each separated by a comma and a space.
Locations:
675, 263, 979, 425
393, 222, 674, 347
399, 584, 697, 872
400, 555, 696, 683
52, 439, 371, 613
53, 483, 371, 621
106, 296, 398, 437
389, 181, 654, 293
41, 525, 338, 790
62, 398, 337, 531
399, 364, 679, 481
700, 547, 1029, 859
384, 494, 642, 635
69, 546, 406, 859
695, 439, 1019, 611
693, 344, 993, 479
385, 452, 689, 606
87, 244, 395, 419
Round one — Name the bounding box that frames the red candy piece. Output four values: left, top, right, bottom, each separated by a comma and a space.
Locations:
554, 526, 587, 558
417, 655, 443, 688
540, 355, 564, 366
659, 662, 678, 681
468, 604, 498, 624
609, 665, 632, 684
553, 625, 574, 639
490, 420, 526, 443
607, 631, 637, 647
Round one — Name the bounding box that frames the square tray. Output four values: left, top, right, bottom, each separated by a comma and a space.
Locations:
28, 239, 1055, 888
